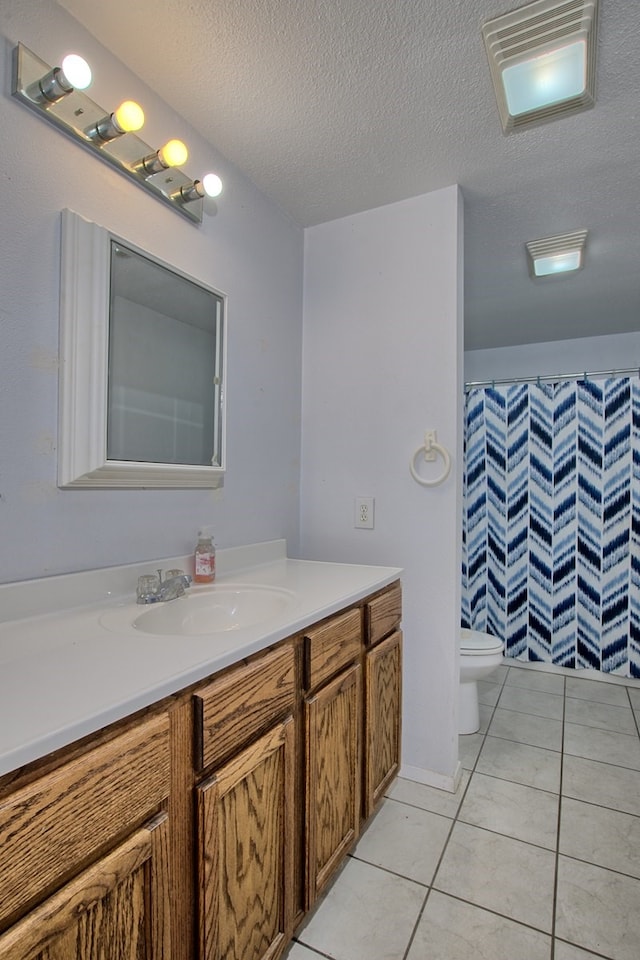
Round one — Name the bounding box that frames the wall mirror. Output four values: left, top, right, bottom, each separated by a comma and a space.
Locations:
58, 209, 226, 488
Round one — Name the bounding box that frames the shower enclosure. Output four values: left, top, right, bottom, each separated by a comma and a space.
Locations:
461, 374, 640, 678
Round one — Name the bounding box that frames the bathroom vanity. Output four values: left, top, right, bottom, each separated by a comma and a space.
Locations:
0, 543, 402, 960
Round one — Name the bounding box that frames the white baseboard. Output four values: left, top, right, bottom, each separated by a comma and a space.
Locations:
399, 760, 463, 794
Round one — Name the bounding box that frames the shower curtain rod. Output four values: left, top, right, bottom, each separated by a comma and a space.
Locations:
464, 365, 640, 392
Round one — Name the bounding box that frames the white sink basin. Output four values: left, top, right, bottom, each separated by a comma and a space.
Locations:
129, 584, 295, 636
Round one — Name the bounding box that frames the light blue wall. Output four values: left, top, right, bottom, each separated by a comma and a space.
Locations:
0, 1, 304, 582
301, 187, 464, 786
465, 332, 640, 384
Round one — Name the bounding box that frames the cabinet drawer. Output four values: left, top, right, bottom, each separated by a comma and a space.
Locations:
194, 641, 296, 771
365, 581, 402, 646
0, 712, 170, 929
304, 608, 362, 691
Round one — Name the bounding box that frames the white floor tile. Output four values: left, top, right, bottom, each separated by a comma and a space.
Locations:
458, 732, 484, 769
564, 722, 640, 770
564, 697, 637, 735
559, 797, 640, 879
297, 857, 425, 960
434, 821, 556, 932
556, 855, 640, 960
562, 755, 640, 816
353, 798, 451, 886
477, 736, 562, 793
284, 944, 322, 960
478, 702, 493, 733
459, 772, 559, 849
489, 706, 562, 751
506, 669, 565, 696
498, 684, 564, 720
406, 890, 551, 960
554, 942, 611, 959
386, 771, 469, 818
565, 676, 630, 706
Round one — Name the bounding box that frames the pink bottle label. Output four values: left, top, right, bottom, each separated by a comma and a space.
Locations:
195, 553, 213, 576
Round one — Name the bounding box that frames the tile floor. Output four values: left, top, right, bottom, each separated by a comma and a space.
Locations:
286, 663, 640, 960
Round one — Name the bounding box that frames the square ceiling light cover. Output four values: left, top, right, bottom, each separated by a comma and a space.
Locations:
482, 0, 598, 133
526, 229, 588, 277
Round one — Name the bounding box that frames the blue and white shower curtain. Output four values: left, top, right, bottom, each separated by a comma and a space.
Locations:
461, 377, 640, 678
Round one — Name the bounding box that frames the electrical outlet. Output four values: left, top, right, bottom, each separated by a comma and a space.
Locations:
354, 496, 375, 529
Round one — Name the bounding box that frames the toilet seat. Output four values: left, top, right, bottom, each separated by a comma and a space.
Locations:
460, 630, 503, 656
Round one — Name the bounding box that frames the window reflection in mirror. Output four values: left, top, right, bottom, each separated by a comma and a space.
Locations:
107, 241, 224, 468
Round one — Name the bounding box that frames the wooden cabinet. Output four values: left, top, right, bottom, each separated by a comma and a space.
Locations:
365, 580, 402, 648
0, 580, 401, 960
364, 630, 402, 816
363, 583, 403, 818
0, 813, 169, 960
196, 719, 295, 960
0, 712, 172, 959
193, 642, 296, 772
303, 608, 363, 908
304, 607, 362, 690
193, 643, 297, 960
305, 661, 362, 906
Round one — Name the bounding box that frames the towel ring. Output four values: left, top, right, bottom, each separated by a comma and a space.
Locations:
410, 435, 451, 487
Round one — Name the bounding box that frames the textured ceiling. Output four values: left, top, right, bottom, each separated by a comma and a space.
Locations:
57, 0, 640, 350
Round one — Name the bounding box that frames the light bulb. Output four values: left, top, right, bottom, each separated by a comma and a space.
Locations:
113, 100, 145, 134
60, 54, 92, 91
35, 52, 92, 102
158, 139, 188, 168
202, 173, 223, 198
88, 100, 144, 142
172, 174, 223, 204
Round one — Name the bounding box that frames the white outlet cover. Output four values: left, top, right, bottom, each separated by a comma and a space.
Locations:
354, 496, 375, 529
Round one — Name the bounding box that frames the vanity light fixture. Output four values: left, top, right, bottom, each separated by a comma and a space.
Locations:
12, 43, 222, 224
482, 0, 598, 133
526, 229, 588, 277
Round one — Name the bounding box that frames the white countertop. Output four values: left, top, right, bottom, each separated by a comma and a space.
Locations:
0, 541, 401, 777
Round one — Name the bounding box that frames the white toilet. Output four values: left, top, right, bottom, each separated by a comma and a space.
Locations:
459, 628, 505, 734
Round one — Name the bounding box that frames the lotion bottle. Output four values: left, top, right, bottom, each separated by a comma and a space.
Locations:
194, 531, 215, 583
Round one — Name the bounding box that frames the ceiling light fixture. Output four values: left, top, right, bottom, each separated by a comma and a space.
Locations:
482, 0, 598, 133
525, 229, 588, 277
12, 43, 222, 224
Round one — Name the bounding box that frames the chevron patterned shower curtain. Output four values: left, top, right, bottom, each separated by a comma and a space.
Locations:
461, 377, 640, 678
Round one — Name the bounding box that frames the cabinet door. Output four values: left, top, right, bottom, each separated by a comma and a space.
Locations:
0, 813, 170, 960
305, 662, 362, 908
196, 717, 295, 960
364, 630, 402, 817
0, 712, 170, 933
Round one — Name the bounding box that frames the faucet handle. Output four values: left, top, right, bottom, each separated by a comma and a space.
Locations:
166, 569, 192, 588
137, 574, 160, 603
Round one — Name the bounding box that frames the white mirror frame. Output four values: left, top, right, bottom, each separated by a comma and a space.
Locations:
58, 209, 227, 488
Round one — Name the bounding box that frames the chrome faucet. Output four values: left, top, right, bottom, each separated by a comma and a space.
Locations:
137, 568, 192, 604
